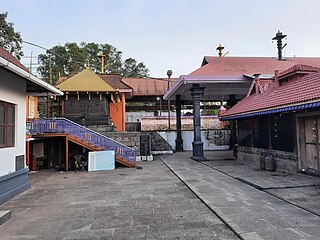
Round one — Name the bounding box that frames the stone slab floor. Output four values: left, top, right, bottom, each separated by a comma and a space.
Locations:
0, 160, 239, 240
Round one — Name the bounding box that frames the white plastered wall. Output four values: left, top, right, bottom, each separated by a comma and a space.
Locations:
0, 70, 26, 177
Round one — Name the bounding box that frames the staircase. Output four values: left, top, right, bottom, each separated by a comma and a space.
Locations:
27, 118, 136, 167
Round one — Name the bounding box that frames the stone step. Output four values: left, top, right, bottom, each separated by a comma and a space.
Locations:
0, 210, 11, 225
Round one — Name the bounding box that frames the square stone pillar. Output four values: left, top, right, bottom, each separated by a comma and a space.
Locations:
175, 94, 183, 151
190, 84, 206, 161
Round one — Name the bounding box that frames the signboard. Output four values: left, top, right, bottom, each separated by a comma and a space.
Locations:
88, 151, 115, 171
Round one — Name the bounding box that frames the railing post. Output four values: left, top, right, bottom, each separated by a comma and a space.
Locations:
65, 137, 69, 171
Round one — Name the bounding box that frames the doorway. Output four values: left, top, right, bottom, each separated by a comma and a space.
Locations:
299, 116, 320, 174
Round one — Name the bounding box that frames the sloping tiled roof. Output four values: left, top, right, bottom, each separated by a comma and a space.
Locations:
56, 68, 115, 92
98, 74, 131, 90
0, 47, 31, 73
222, 68, 320, 118
191, 57, 320, 76
122, 77, 177, 96
56, 73, 132, 92
277, 64, 320, 79
0, 47, 63, 95
55, 76, 67, 85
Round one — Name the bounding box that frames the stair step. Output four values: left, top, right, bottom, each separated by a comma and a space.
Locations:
0, 210, 11, 225
116, 155, 135, 167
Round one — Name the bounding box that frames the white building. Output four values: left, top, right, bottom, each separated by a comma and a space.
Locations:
0, 48, 62, 204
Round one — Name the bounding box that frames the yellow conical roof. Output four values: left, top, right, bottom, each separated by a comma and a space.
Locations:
56, 68, 116, 92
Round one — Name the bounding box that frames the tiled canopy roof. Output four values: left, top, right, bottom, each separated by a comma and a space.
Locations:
56, 68, 115, 92
122, 77, 176, 96
98, 74, 131, 90
56, 70, 134, 93
222, 67, 320, 118
277, 64, 320, 79
191, 57, 320, 75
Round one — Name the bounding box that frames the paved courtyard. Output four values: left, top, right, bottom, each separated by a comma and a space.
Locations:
2, 151, 320, 240
161, 151, 320, 240
0, 158, 238, 240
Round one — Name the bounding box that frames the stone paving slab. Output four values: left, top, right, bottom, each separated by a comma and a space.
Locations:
0, 159, 239, 240
202, 151, 320, 189
199, 151, 320, 217
161, 152, 320, 240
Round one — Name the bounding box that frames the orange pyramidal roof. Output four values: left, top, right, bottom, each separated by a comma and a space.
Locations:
56, 68, 116, 92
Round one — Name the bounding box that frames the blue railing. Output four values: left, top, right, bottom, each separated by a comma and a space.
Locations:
27, 118, 136, 163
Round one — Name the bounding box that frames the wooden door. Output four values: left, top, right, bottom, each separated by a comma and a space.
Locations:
303, 118, 320, 172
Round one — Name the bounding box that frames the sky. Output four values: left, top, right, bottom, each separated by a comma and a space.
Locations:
2, 0, 320, 78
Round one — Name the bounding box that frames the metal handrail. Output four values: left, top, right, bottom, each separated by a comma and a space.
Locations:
27, 118, 136, 162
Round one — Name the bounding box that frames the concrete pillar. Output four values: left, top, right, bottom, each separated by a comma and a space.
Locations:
190, 84, 206, 161
175, 95, 183, 151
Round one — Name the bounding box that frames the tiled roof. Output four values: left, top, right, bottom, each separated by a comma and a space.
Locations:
0, 47, 31, 73
277, 64, 320, 79
122, 77, 177, 96
222, 69, 320, 118
191, 57, 320, 75
56, 73, 132, 91
56, 76, 67, 85
98, 74, 131, 90
247, 79, 273, 96
55, 68, 115, 92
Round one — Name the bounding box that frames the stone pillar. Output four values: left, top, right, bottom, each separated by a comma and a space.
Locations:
190, 84, 206, 161
175, 95, 183, 151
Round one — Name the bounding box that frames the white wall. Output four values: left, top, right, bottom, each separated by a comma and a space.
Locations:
0, 70, 26, 177
158, 130, 230, 151
126, 111, 176, 122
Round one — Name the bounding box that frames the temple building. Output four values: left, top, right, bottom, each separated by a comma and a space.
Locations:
55, 68, 132, 132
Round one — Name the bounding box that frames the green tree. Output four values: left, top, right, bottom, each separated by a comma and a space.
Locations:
122, 58, 149, 78
37, 42, 149, 84
0, 12, 23, 60
37, 45, 68, 83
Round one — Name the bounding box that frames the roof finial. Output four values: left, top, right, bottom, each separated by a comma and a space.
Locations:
98, 53, 106, 74
272, 30, 287, 61
216, 44, 224, 57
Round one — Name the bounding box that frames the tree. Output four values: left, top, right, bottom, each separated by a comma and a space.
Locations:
122, 58, 149, 78
37, 42, 149, 84
0, 12, 23, 60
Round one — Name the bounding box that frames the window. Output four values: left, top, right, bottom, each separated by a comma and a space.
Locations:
0, 101, 15, 148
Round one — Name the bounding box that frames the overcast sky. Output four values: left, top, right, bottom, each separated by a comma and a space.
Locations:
2, 0, 320, 77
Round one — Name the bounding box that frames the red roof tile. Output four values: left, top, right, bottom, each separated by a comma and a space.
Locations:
191, 57, 320, 76
56, 76, 67, 85
98, 74, 131, 90
277, 64, 320, 79
122, 77, 177, 96
0, 47, 31, 73
222, 69, 320, 117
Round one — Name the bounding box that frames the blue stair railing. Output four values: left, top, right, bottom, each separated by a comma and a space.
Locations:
27, 118, 136, 164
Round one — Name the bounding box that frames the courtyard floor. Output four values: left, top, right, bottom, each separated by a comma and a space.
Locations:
1, 151, 320, 239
